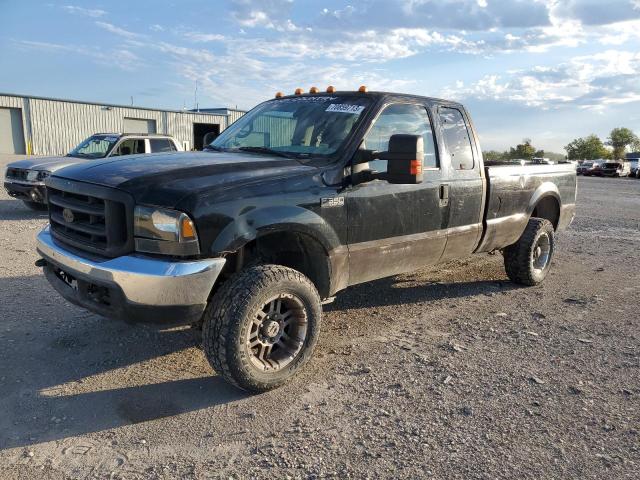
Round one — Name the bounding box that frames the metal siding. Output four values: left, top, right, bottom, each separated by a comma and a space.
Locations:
0, 94, 238, 155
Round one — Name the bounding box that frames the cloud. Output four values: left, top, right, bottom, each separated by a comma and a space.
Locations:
551, 0, 640, 26
16, 40, 141, 71
95, 21, 141, 39
229, 0, 299, 31
441, 50, 640, 109
61, 5, 106, 17
183, 32, 226, 42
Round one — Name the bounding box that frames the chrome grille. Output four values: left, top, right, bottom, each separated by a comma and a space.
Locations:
46, 178, 133, 258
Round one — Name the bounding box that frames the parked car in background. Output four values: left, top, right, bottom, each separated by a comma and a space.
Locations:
577, 160, 600, 175
532, 157, 555, 165
594, 162, 629, 177
628, 159, 639, 177
3, 133, 182, 210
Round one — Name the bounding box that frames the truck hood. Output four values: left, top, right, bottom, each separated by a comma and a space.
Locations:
51, 151, 318, 207
8, 156, 86, 172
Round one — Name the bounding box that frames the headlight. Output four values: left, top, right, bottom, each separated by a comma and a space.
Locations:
134, 206, 199, 256
26, 170, 50, 182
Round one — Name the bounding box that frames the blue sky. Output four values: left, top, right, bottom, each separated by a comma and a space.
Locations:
1, 0, 640, 152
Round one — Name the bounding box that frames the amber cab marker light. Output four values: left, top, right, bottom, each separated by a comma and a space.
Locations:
309, 86, 319, 94
275, 91, 284, 98
294, 88, 304, 95
410, 160, 423, 175
326, 85, 336, 93
358, 85, 368, 93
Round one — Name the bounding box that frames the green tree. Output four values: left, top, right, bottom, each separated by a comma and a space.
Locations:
564, 134, 610, 160
508, 138, 536, 160
607, 127, 638, 160
483, 150, 508, 162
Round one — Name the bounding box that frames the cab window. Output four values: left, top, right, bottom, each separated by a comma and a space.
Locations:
363, 103, 437, 173
438, 107, 474, 170
113, 138, 146, 156
150, 138, 175, 153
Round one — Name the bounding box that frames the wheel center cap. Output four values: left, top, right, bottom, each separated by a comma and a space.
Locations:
262, 320, 280, 338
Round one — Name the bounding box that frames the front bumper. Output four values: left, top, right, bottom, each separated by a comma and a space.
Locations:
36, 226, 226, 323
4, 180, 46, 203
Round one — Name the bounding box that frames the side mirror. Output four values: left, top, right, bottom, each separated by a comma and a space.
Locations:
378, 134, 424, 184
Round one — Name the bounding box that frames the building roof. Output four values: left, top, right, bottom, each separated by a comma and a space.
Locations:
0, 92, 235, 116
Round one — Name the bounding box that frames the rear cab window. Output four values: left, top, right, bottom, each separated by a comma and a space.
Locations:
150, 138, 176, 153
438, 107, 475, 170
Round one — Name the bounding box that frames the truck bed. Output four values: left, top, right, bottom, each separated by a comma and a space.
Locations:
476, 163, 577, 253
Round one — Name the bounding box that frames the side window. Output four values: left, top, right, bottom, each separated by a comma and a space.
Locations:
363, 103, 438, 172
150, 138, 175, 153
113, 138, 145, 156
438, 107, 474, 170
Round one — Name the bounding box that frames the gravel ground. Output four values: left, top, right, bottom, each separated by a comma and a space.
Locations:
0, 154, 638, 479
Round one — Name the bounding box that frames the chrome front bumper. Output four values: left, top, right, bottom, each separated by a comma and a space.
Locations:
36, 226, 226, 323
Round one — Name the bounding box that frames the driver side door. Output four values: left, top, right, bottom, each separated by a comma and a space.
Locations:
345, 102, 448, 286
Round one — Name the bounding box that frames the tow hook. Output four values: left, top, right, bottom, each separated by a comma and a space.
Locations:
35, 258, 47, 267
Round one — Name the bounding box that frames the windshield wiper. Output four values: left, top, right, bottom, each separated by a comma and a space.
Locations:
236, 146, 296, 158
204, 145, 226, 152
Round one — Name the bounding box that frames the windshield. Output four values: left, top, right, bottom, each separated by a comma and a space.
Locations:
68, 135, 119, 159
210, 95, 372, 158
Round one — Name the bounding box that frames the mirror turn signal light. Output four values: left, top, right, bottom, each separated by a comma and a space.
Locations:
275, 91, 284, 98
309, 86, 319, 94
358, 85, 368, 93
294, 88, 304, 95
410, 160, 423, 175
326, 85, 336, 93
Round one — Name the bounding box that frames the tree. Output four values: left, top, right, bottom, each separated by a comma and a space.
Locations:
508, 138, 536, 160
564, 134, 610, 160
607, 128, 638, 160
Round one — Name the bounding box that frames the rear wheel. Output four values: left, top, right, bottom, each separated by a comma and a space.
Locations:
503, 217, 555, 286
202, 264, 321, 392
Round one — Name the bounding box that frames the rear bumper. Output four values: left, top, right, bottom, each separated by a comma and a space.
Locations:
36, 226, 226, 323
4, 180, 46, 203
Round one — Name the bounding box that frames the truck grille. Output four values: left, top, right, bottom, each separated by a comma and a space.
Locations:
46, 177, 134, 258
6, 167, 29, 181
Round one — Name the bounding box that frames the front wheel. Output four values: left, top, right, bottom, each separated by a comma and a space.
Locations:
503, 218, 555, 286
202, 264, 321, 393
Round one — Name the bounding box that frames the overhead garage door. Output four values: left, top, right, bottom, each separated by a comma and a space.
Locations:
123, 117, 157, 134
0, 108, 26, 154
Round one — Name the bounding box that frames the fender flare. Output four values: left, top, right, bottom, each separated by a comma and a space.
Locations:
210, 205, 342, 256
527, 182, 561, 219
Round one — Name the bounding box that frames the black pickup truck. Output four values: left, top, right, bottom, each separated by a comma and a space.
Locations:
35, 89, 576, 392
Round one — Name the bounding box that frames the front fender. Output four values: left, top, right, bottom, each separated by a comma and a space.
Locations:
210, 205, 342, 255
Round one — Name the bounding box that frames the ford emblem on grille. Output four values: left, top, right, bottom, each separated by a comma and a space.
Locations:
62, 208, 75, 223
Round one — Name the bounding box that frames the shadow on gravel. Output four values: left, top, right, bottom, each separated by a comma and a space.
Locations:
327, 276, 521, 311
0, 199, 49, 221
0, 275, 247, 450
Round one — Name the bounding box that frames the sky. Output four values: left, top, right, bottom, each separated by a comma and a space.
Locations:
1, 0, 640, 152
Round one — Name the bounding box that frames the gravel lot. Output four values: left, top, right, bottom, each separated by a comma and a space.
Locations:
1, 154, 638, 479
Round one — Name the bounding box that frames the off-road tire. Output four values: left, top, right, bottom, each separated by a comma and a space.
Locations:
23, 200, 47, 211
503, 217, 555, 286
202, 264, 321, 393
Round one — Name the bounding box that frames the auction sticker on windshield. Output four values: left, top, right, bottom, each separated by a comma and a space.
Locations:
326, 104, 366, 114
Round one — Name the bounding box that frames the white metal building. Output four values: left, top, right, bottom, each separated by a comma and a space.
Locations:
0, 93, 245, 155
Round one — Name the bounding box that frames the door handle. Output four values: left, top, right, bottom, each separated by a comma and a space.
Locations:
439, 184, 449, 207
